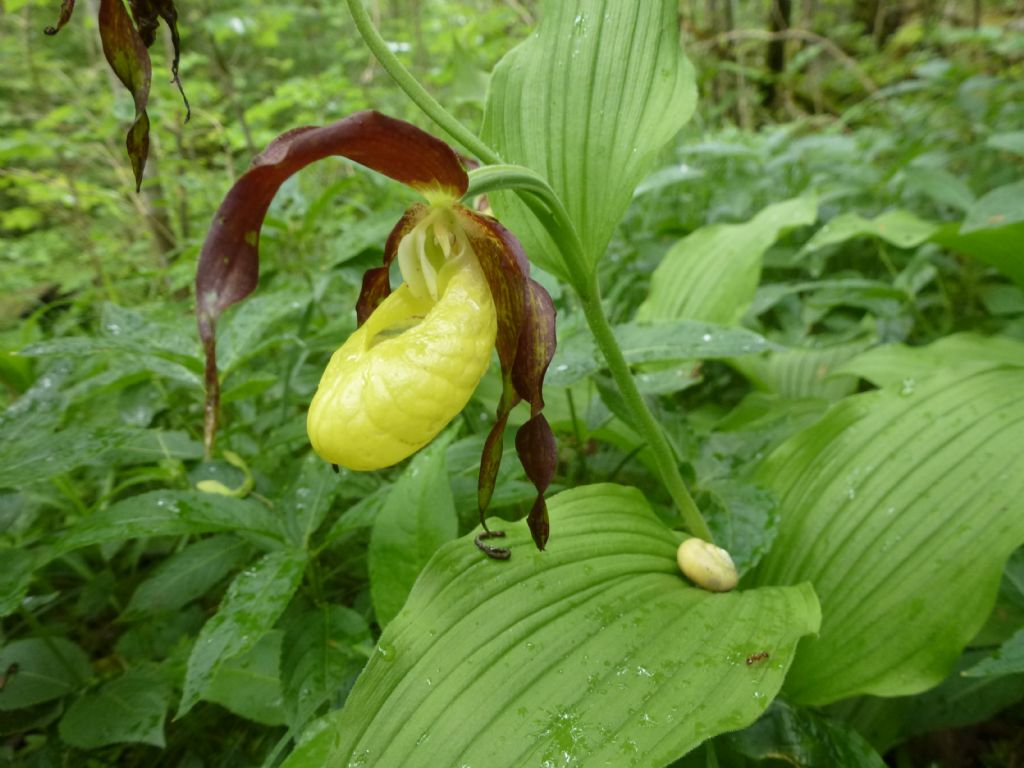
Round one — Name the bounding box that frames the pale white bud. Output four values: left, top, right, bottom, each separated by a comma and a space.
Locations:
677, 538, 738, 592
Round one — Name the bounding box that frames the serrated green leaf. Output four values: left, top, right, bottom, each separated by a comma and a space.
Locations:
205, 630, 286, 726
125, 535, 251, 617
0, 638, 91, 710
177, 549, 307, 717
280, 456, 340, 549
547, 320, 776, 388
751, 367, 1024, 704
638, 197, 818, 324
987, 131, 1024, 156
58, 666, 171, 749
800, 210, 938, 253
482, 0, 697, 281
0, 548, 38, 617
0, 427, 138, 488
281, 605, 371, 728
725, 700, 885, 767
369, 437, 457, 628
961, 180, 1024, 233
55, 490, 285, 554
282, 485, 820, 768
217, 288, 309, 375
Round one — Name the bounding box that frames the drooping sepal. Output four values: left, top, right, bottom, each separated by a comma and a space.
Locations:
457, 208, 558, 555
196, 113, 469, 453
516, 414, 557, 550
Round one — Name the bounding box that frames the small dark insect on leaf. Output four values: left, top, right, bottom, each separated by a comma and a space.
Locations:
746, 651, 770, 665
331, 464, 340, 474
0, 662, 19, 692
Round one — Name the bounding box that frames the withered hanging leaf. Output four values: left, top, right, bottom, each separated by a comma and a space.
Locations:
196, 112, 468, 452
128, 0, 190, 120
98, 0, 153, 192
43, 0, 76, 35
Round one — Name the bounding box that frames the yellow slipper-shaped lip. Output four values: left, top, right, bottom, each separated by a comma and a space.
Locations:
307, 255, 497, 471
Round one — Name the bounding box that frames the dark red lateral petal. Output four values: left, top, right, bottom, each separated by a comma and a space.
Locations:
477, 382, 519, 513
455, 208, 528, 374
512, 278, 557, 413
98, 0, 152, 192
195, 112, 467, 453
516, 414, 557, 550
43, 0, 76, 34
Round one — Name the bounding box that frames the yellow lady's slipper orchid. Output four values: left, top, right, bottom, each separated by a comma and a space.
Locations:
196, 111, 556, 557
307, 207, 498, 470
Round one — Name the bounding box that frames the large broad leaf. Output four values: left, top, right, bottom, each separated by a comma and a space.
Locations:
282, 485, 820, 768
368, 436, 457, 628
750, 366, 1024, 705
481, 0, 697, 282
177, 548, 307, 717
637, 197, 817, 324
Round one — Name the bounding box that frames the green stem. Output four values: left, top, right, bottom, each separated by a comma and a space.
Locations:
345, 0, 501, 164
579, 271, 712, 542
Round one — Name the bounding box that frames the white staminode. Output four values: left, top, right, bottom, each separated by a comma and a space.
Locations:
396, 206, 473, 301
677, 538, 738, 592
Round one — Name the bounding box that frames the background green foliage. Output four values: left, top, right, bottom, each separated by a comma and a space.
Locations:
2, 0, 1023, 766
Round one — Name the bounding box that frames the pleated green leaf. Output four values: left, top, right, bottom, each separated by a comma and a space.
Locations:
835, 333, 1024, 390
482, 0, 697, 282
282, 485, 820, 768
751, 366, 1024, 705
731, 337, 875, 402
638, 197, 817, 324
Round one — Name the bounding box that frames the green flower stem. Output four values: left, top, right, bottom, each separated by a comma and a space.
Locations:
350, 8, 712, 542
345, 0, 500, 165
578, 272, 713, 542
